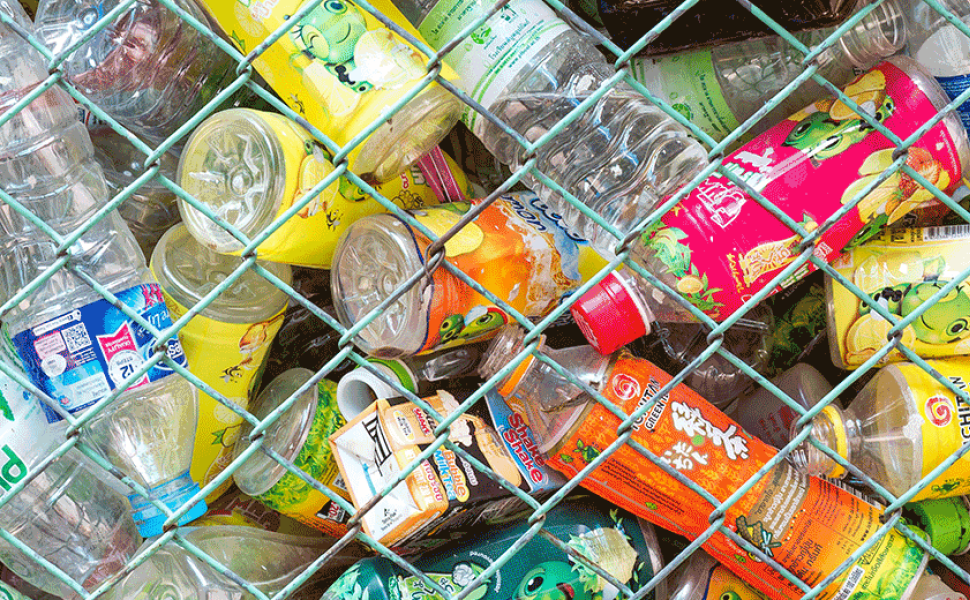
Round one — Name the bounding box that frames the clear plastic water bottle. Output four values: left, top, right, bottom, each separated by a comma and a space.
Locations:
0, 7, 205, 537
91, 129, 181, 258
33, 0, 260, 147
906, 0, 970, 136
395, 0, 710, 257
629, 0, 907, 142
0, 362, 141, 599
97, 525, 357, 600
568, 55, 970, 354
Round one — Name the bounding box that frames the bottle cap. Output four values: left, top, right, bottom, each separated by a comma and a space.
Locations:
571, 272, 651, 354
908, 497, 970, 556
127, 472, 208, 537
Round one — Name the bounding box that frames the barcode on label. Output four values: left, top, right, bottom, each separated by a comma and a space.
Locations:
924, 224, 970, 241
832, 565, 865, 600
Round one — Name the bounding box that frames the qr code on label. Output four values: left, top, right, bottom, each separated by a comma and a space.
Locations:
62, 323, 91, 353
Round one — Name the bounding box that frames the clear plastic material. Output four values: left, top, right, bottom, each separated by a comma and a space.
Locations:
330, 213, 428, 357
91, 129, 181, 258
480, 29, 710, 260
630, 0, 907, 141
478, 326, 612, 452
0, 364, 141, 600
907, 0, 970, 134
151, 223, 293, 325
789, 364, 923, 497
732, 362, 833, 448
176, 108, 289, 256
33, 0, 258, 147
397, 0, 710, 259
98, 525, 357, 600
0, 9, 203, 536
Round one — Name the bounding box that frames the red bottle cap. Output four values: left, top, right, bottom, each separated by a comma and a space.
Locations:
570, 272, 651, 354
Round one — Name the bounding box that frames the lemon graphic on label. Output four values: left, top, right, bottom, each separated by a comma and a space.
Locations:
844, 313, 915, 364
302, 61, 360, 117
414, 208, 484, 258
852, 252, 925, 293
351, 30, 424, 90
296, 144, 340, 218
830, 70, 887, 120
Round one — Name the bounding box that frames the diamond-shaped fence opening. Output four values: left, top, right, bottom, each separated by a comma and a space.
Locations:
1, 0, 970, 599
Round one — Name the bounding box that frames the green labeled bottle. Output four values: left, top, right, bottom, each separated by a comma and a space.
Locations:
320, 495, 667, 600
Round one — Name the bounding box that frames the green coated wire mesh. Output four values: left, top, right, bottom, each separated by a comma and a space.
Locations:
1, 0, 970, 599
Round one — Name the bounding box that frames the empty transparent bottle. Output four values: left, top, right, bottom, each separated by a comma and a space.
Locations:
907, 0, 970, 136
395, 0, 710, 258
0, 359, 141, 600
629, 0, 907, 142
98, 525, 359, 600
33, 0, 259, 147
0, 6, 204, 537
92, 129, 181, 258
791, 356, 970, 503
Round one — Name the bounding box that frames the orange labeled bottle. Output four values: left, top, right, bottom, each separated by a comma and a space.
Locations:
478, 325, 930, 600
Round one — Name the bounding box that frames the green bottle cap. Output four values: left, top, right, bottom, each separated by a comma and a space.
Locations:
908, 497, 970, 556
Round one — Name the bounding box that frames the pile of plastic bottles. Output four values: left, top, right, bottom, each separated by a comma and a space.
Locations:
7, 0, 970, 598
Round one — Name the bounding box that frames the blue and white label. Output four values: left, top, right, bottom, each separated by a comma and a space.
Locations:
11, 283, 188, 423
127, 470, 206, 537
484, 389, 564, 493
936, 73, 970, 135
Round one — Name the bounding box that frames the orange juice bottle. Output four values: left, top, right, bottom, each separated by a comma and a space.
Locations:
478, 325, 931, 600
330, 192, 607, 357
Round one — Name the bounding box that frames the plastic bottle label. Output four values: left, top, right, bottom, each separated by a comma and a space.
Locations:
404, 192, 606, 355
126, 470, 206, 537
630, 52, 743, 141
253, 380, 350, 537
201, 0, 459, 175
638, 61, 964, 321
158, 289, 287, 501
829, 226, 970, 368
0, 372, 53, 495
896, 357, 970, 500
10, 284, 188, 423
179, 112, 464, 269
700, 563, 767, 599
540, 354, 926, 600
416, 0, 572, 131
935, 74, 970, 135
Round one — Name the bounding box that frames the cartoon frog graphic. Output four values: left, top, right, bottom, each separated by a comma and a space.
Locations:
437, 306, 509, 347
516, 562, 593, 600
783, 69, 895, 165
841, 252, 970, 364
287, 0, 425, 104
783, 94, 895, 164
860, 279, 970, 345
289, 0, 372, 93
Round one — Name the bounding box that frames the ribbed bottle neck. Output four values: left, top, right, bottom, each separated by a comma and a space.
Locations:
837, 0, 908, 68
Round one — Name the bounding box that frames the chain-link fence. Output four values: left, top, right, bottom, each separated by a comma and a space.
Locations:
2, 0, 970, 599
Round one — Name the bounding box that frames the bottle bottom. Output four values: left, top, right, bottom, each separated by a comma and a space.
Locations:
352, 85, 461, 184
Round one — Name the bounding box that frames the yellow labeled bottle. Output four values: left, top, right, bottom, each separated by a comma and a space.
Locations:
197, 0, 461, 183
793, 356, 970, 502
151, 224, 292, 502
178, 108, 471, 268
